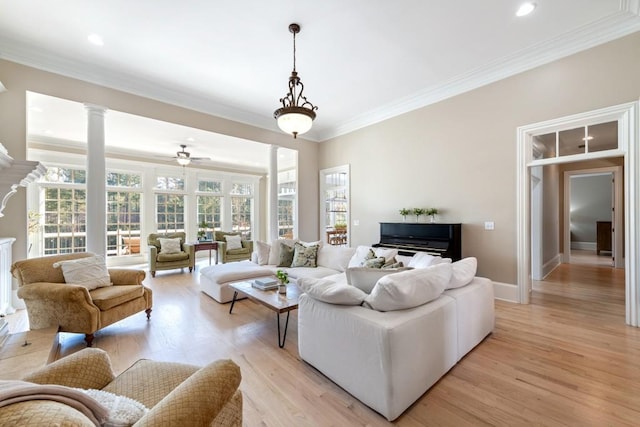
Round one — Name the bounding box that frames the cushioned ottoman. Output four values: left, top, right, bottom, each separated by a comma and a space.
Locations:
200, 261, 272, 303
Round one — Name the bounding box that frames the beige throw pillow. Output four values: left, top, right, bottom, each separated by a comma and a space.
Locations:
158, 237, 181, 254
53, 255, 111, 290
224, 234, 243, 250
255, 241, 271, 265
298, 277, 367, 305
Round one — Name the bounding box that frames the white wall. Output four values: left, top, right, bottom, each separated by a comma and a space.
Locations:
570, 174, 612, 246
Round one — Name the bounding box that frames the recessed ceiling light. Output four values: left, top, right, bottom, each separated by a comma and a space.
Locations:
186, 137, 195, 142
88, 33, 104, 46
516, 2, 536, 17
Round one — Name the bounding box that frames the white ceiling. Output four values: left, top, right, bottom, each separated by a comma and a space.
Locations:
1, 1, 639, 148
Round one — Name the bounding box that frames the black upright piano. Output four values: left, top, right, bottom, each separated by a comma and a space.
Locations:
373, 222, 462, 261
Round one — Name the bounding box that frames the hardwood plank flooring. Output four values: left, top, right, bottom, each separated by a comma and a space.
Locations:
6, 260, 640, 426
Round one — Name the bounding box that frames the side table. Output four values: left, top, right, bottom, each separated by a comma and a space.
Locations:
0, 327, 59, 380
193, 241, 219, 265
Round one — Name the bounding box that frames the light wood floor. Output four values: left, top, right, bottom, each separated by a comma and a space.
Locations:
7, 260, 640, 426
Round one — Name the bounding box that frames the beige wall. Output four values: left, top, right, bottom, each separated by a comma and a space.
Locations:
542, 164, 560, 266
319, 32, 640, 284
0, 60, 319, 261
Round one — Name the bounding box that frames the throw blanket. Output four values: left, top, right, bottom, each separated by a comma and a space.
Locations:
0, 380, 109, 426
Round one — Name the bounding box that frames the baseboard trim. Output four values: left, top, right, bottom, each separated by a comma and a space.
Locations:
542, 254, 562, 279
494, 281, 518, 303
571, 241, 596, 251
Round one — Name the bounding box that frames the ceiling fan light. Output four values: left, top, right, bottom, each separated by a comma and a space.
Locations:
176, 157, 191, 166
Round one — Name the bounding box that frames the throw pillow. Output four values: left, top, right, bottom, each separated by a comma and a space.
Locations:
224, 234, 243, 251
408, 252, 438, 269
346, 266, 413, 293
158, 237, 181, 254
277, 241, 295, 267
291, 242, 319, 268
298, 277, 367, 305
363, 263, 452, 312
347, 246, 400, 269
255, 241, 271, 265
75, 388, 148, 427
316, 246, 356, 272
52, 255, 111, 290
268, 239, 297, 265
362, 257, 385, 268
446, 257, 478, 289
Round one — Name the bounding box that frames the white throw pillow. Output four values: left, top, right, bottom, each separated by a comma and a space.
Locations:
224, 234, 243, 250
75, 388, 148, 427
363, 263, 452, 312
53, 255, 111, 290
317, 246, 356, 272
268, 239, 298, 265
431, 257, 452, 265
346, 267, 412, 294
447, 257, 478, 289
158, 237, 181, 254
396, 254, 414, 267
254, 241, 271, 265
298, 277, 367, 305
408, 252, 439, 268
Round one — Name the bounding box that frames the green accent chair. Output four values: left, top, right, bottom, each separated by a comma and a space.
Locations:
147, 232, 195, 277
214, 231, 253, 263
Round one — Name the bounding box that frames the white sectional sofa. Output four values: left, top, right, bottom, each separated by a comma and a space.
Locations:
199, 239, 495, 421
199, 242, 355, 303
298, 276, 494, 421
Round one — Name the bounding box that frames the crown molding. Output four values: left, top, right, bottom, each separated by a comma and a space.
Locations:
315, 8, 640, 141
2, 7, 639, 144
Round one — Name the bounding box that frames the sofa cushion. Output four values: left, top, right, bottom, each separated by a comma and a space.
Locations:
285, 266, 339, 280
298, 277, 367, 305
447, 257, 478, 289
158, 238, 181, 254
224, 234, 243, 250
53, 255, 111, 290
291, 242, 319, 268
346, 267, 412, 293
156, 251, 189, 262
316, 246, 356, 272
226, 247, 251, 256
90, 285, 144, 311
268, 239, 297, 266
255, 241, 271, 265
363, 263, 452, 312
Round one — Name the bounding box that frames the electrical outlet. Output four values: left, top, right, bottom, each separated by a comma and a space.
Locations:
484, 221, 495, 230
353, 219, 360, 226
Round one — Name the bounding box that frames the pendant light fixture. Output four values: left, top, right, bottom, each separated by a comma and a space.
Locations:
274, 23, 318, 139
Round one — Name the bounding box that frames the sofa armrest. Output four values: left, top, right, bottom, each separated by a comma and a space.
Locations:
23, 348, 116, 389
241, 241, 253, 252
108, 269, 145, 285
135, 359, 241, 426
183, 243, 196, 262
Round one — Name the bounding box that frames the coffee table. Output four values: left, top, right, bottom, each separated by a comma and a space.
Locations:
228, 281, 300, 348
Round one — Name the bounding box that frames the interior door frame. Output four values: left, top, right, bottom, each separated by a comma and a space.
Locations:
516, 101, 639, 326
563, 167, 623, 268
319, 164, 350, 246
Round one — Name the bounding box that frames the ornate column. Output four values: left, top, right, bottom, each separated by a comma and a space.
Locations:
269, 145, 279, 242
84, 104, 107, 256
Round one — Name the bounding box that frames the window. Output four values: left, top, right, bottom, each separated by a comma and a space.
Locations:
532, 121, 619, 160
230, 183, 253, 240
106, 171, 142, 256
278, 170, 296, 238
41, 167, 87, 255
156, 194, 185, 233
197, 179, 222, 238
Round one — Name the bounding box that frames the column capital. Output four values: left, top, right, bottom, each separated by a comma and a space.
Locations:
84, 103, 108, 115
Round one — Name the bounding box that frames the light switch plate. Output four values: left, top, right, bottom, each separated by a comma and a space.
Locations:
484, 221, 495, 230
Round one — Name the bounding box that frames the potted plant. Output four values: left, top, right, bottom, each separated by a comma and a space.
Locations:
399, 208, 411, 222
427, 208, 439, 223
413, 208, 425, 222
198, 220, 209, 241
276, 270, 289, 294
334, 222, 347, 230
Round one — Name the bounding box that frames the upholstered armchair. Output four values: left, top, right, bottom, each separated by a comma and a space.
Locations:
147, 231, 195, 277
11, 252, 152, 347
0, 347, 242, 426
214, 231, 253, 263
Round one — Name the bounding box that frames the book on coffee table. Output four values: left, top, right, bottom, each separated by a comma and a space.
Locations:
252, 277, 278, 290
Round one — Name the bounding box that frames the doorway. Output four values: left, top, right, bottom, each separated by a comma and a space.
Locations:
517, 101, 639, 326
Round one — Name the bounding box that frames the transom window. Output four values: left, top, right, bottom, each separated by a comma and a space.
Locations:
532, 121, 618, 160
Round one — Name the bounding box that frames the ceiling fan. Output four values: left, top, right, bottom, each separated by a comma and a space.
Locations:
170, 145, 210, 166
